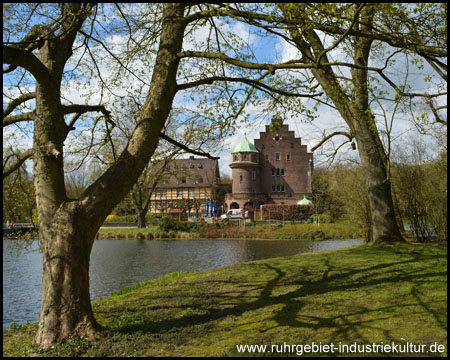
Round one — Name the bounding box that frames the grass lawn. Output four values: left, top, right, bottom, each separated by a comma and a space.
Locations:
96, 221, 363, 240
3, 242, 447, 357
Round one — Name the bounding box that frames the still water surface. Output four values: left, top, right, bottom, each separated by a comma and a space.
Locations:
3, 238, 363, 328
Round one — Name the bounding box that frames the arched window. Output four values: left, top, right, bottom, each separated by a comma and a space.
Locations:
230, 202, 240, 209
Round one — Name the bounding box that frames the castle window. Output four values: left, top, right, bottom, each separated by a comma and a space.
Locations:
290, 143, 294, 148
272, 185, 286, 192
286, 154, 291, 161
265, 154, 269, 161
272, 168, 285, 176
262, 144, 265, 149
234, 155, 238, 161
252, 171, 256, 180
243, 154, 247, 160
240, 175, 243, 184
275, 153, 281, 161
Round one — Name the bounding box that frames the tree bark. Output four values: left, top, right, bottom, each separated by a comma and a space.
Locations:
34, 202, 101, 346
30, 3, 188, 346
283, 5, 405, 244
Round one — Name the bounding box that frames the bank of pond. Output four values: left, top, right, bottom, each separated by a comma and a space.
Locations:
97, 221, 363, 241
3, 242, 447, 357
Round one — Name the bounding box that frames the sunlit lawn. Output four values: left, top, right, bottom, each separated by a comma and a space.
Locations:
3, 242, 446, 357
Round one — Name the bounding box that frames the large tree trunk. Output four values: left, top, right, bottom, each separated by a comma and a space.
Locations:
349, 7, 404, 244
353, 119, 405, 244
31, 3, 187, 346
284, 5, 405, 244
34, 202, 101, 346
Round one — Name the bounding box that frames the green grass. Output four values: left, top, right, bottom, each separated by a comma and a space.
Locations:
97, 227, 158, 239
3, 243, 447, 357
96, 221, 363, 240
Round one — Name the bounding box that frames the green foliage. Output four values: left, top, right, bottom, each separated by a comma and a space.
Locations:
158, 216, 190, 232
392, 146, 447, 242
105, 214, 122, 223
327, 164, 372, 242
121, 214, 139, 223
3, 167, 35, 223
311, 168, 343, 222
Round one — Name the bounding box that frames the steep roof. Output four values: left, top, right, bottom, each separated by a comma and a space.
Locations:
232, 136, 259, 153
155, 157, 220, 188
297, 196, 312, 205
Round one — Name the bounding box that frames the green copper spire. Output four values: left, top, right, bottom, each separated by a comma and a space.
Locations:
297, 196, 312, 205
232, 136, 258, 153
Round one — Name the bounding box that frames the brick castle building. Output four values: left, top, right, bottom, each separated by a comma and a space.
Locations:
225, 117, 313, 210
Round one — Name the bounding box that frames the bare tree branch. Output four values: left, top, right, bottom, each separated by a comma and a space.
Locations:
3, 46, 50, 83
427, 99, 447, 126
3, 112, 37, 127
3, 149, 33, 180
159, 132, 219, 160
311, 131, 353, 152
177, 75, 322, 98
62, 104, 111, 117
3, 92, 36, 118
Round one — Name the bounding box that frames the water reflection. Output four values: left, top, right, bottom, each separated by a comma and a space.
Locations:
3, 238, 362, 328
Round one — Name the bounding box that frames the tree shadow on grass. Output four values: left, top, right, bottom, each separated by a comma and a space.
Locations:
96, 247, 446, 347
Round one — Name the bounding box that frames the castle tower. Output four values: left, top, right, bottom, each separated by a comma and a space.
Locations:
229, 136, 261, 195
225, 117, 313, 211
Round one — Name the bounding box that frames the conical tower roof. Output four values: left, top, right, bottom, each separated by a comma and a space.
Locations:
232, 136, 258, 153
297, 196, 312, 205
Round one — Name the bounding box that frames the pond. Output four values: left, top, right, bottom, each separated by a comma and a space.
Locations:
3, 238, 363, 329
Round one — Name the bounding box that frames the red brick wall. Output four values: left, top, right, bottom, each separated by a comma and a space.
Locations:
254, 125, 313, 196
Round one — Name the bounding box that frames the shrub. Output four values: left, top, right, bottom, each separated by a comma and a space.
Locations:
260, 205, 313, 221
122, 214, 138, 223
105, 214, 121, 223
159, 216, 190, 232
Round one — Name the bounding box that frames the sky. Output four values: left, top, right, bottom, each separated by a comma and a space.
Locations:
3, 3, 447, 181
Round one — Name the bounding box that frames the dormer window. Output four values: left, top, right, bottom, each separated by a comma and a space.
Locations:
243, 154, 247, 160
